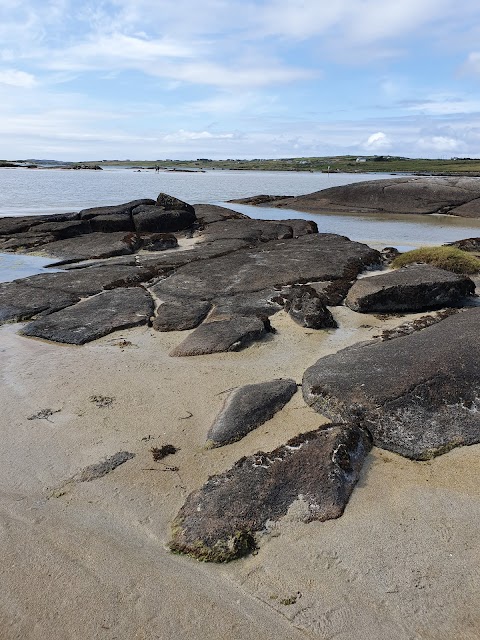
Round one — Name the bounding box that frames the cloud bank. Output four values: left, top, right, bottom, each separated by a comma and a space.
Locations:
2, 0, 480, 159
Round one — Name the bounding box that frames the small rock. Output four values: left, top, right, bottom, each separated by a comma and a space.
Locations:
153, 300, 212, 331
283, 285, 337, 329
77, 451, 135, 482
169, 316, 267, 356
207, 379, 298, 447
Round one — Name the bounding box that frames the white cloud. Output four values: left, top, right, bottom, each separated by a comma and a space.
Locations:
462, 51, 480, 74
163, 129, 235, 142
364, 131, 392, 151
0, 68, 36, 88
48, 33, 197, 71
418, 135, 462, 152
257, 0, 454, 45
405, 95, 480, 115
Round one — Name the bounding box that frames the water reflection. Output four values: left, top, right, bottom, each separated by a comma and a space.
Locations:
225, 203, 480, 250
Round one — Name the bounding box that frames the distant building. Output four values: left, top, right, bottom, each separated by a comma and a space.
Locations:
356, 157, 367, 163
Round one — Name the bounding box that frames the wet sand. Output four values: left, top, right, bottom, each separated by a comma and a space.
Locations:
1, 304, 479, 639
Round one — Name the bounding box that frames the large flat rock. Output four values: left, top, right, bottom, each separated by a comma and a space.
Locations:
32, 232, 142, 262
170, 425, 371, 561
21, 287, 154, 344
152, 234, 380, 301
345, 265, 475, 313
302, 308, 480, 459
206, 379, 298, 447
236, 177, 480, 217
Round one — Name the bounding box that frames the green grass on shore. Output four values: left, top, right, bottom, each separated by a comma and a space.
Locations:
392, 246, 480, 274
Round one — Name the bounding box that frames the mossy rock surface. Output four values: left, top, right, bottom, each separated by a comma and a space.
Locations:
170, 424, 371, 562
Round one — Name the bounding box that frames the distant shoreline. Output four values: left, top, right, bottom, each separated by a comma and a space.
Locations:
3, 155, 480, 176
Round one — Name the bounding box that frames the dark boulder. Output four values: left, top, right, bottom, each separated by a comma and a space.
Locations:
156, 193, 195, 214
79, 199, 155, 219
0, 213, 79, 236
0, 264, 157, 324
282, 285, 337, 329
169, 316, 267, 356
228, 194, 293, 206
0, 282, 79, 323
345, 265, 475, 313
153, 300, 211, 331
0, 232, 58, 251
206, 379, 298, 447
132, 205, 196, 233
21, 287, 154, 344
211, 289, 284, 320
170, 424, 371, 561
302, 308, 480, 460
277, 218, 318, 237
88, 214, 134, 233
30, 220, 92, 239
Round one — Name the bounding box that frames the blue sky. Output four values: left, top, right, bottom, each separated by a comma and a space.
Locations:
2, 0, 480, 160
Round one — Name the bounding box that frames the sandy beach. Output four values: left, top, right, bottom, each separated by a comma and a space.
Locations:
1, 301, 479, 640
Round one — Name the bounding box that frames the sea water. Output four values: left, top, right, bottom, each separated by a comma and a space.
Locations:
1, 167, 480, 282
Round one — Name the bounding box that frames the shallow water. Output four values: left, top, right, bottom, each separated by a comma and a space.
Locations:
227, 203, 480, 252
1, 168, 480, 282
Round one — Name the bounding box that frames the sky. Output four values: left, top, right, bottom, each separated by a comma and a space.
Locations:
2, 0, 480, 160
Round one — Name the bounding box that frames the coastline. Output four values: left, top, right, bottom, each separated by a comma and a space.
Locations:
1, 180, 479, 639
1, 306, 479, 639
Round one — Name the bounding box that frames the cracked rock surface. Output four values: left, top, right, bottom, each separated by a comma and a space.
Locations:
21, 287, 154, 344
0, 194, 380, 353
302, 308, 480, 460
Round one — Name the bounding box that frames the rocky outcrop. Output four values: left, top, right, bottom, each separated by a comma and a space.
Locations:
0, 195, 196, 261
0, 193, 381, 349
21, 287, 154, 344
302, 308, 480, 460
234, 177, 480, 218
151, 234, 380, 302
170, 425, 371, 561
206, 379, 298, 447
345, 265, 475, 313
